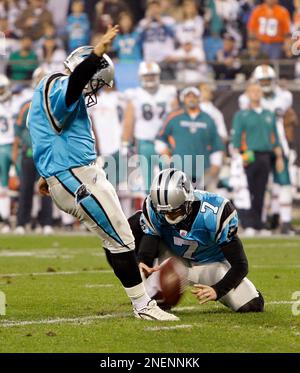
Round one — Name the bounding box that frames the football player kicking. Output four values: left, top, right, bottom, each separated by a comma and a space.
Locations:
27, 25, 178, 321
129, 168, 264, 312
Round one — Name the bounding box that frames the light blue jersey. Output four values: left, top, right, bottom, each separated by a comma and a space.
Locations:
141, 190, 238, 264
28, 73, 96, 178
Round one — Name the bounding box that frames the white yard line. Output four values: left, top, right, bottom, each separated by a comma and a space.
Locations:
0, 269, 113, 278
0, 312, 130, 328
145, 325, 193, 331
0, 300, 295, 328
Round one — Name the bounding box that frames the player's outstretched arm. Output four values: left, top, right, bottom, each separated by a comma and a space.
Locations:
94, 25, 119, 56
65, 25, 119, 108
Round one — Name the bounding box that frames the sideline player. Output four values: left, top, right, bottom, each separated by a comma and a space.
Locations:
122, 61, 178, 194
129, 168, 264, 313
239, 65, 295, 234
0, 75, 19, 233
27, 26, 177, 321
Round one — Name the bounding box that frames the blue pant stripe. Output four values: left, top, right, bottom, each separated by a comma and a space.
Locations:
56, 171, 125, 247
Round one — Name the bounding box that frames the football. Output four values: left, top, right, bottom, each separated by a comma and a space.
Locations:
159, 257, 188, 307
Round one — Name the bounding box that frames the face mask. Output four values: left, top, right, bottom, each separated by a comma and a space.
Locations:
165, 214, 187, 225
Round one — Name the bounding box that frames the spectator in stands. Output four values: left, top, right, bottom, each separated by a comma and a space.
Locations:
12, 68, 53, 235
238, 0, 257, 48
0, 0, 26, 37
138, 0, 175, 69
7, 36, 38, 81
94, 0, 129, 34
214, 33, 240, 80
176, 0, 204, 51
238, 36, 269, 79
47, 0, 70, 34
279, 35, 300, 79
113, 12, 142, 63
231, 83, 284, 233
166, 36, 208, 84
293, 0, 300, 30
66, 0, 90, 53
15, 0, 54, 41
0, 17, 19, 75
159, 0, 178, 26
37, 34, 67, 73
248, 0, 291, 59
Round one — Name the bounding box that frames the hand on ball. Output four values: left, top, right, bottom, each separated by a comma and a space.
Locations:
191, 284, 217, 304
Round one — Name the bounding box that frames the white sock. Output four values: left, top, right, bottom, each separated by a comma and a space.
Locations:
124, 282, 151, 311
0, 189, 10, 220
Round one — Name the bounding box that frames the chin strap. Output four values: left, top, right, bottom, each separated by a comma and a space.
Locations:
85, 79, 106, 108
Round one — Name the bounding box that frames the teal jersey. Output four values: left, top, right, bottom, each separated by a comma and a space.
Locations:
231, 109, 279, 152
141, 190, 238, 264
157, 109, 224, 177
28, 73, 96, 178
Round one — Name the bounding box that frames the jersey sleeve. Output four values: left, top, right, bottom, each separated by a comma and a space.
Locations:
14, 101, 31, 138
231, 111, 244, 149
43, 74, 79, 133
208, 116, 225, 153
271, 112, 280, 148
140, 197, 160, 236
157, 112, 174, 145
215, 200, 239, 245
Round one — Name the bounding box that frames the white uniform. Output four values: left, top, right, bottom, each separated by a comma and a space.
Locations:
125, 85, 177, 141
0, 98, 18, 145
90, 91, 126, 156
200, 101, 228, 140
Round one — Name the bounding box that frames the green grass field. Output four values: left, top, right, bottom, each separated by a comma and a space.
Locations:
0, 235, 300, 353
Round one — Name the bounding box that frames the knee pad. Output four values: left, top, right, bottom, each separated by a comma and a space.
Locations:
237, 291, 264, 313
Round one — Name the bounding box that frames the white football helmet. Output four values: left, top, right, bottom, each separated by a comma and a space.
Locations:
138, 61, 161, 91
252, 65, 276, 94
0, 75, 11, 103
64, 46, 114, 107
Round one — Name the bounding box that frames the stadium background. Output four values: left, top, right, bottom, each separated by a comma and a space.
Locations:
1, 0, 300, 355
1, 0, 300, 234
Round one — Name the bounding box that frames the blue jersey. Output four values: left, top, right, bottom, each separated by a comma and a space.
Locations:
66, 13, 90, 52
141, 190, 238, 264
28, 73, 96, 178
112, 32, 142, 62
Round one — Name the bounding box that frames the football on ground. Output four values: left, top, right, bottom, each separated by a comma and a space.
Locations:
0, 235, 299, 353
159, 257, 187, 307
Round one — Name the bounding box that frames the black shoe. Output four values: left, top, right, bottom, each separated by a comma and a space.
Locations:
280, 222, 295, 235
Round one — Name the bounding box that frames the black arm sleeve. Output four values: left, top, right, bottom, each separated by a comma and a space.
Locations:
65, 52, 101, 107
211, 236, 249, 300
137, 235, 161, 267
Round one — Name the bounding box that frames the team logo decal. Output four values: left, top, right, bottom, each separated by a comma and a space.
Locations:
180, 230, 188, 237
75, 184, 91, 204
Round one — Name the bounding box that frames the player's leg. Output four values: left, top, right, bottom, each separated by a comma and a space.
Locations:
189, 261, 264, 312
272, 156, 293, 234
47, 165, 178, 320
138, 140, 156, 194
0, 144, 12, 231
15, 155, 36, 232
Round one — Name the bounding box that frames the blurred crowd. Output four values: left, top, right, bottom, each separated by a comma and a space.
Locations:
0, 0, 300, 236
1, 0, 300, 83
